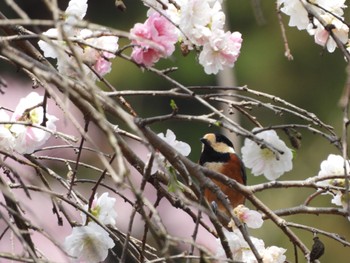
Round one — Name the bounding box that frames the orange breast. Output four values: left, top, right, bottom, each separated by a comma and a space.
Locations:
204, 153, 246, 215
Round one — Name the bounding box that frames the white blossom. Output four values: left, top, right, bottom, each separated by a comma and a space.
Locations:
278, 0, 347, 30
150, 129, 191, 174
241, 129, 293, 180
216, 229, 265, 262
278, 0, 310, 30
216, 229, 287, 263
65, 0, 88, 23
157, 129, 191, 156
316, 154, 349, 188
64, 222, 114, 263
262, 246, 287, 263
82, 192, 118, 225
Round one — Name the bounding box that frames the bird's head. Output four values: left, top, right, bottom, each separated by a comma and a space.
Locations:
200, 133, 235, 154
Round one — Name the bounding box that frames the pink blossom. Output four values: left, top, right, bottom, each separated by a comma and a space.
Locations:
94, 55, 113, 76
130, 12, 178, 67
309, 15, 349, 53
78, 29, 118, 77
199, 30, 242, 74
230, 204, 264, 229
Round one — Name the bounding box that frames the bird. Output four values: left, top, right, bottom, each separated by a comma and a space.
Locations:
199, 133, 247, 224
309, 236, 325, 262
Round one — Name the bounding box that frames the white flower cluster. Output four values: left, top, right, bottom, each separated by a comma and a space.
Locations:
64, 192, 117, 263
241, 129, 293, 181
38, 0, 119, 80
222, 205, 284, 262
278, 0, 348, 53
315, 154, 350, 220
216, 229, 287, 263
0, 92, 58, 154
143, 0, 242, 74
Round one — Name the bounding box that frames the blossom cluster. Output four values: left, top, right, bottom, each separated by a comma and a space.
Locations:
241, 129, 293, 181
278, 0, 349, 53
64, 192, 117, 263
38, 0, 119, 80
216, 230, 286, 263
0, 92, 58, 154
315, 154, 350, 220
218, 205, 285, 262
130, 0, 243, 74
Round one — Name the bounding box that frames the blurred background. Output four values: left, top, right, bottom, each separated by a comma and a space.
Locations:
0, 0, 349, 262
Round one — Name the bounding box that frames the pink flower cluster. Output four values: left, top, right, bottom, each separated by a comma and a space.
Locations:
0, 92, 58, 154
132, 0, 243, 74
130, 12, 178, 67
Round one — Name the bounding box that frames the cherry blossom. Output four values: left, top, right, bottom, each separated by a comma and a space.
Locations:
5, 92, 58, 154
216, 229, 287, 263
316, 154, 349, 189
129, 12, 178, 67
307, 15, 349, 53
313, 154, 350, 221
216, 229, 265, 262
64, 222, 114, 263
150, 129, 191, 174
38, 0, 118, 80
229, 204, 264, 229
262, 246, 287, 263
241, 129, 293, 180
157, 129, 191, 157
65, 0, 88, 24
279, 0, 348, 53
278, 0, 310, 30
81, 192, 118, 226
178, 0, 213, 46
199, 30, 242, 75
142, 0, 243, 74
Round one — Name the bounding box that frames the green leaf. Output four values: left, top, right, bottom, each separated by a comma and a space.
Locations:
170, 99, 178, 112
214, 121, 222, 127
167, 166, 184, 192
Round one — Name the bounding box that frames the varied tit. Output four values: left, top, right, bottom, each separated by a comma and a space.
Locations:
199, 133, 247, 221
